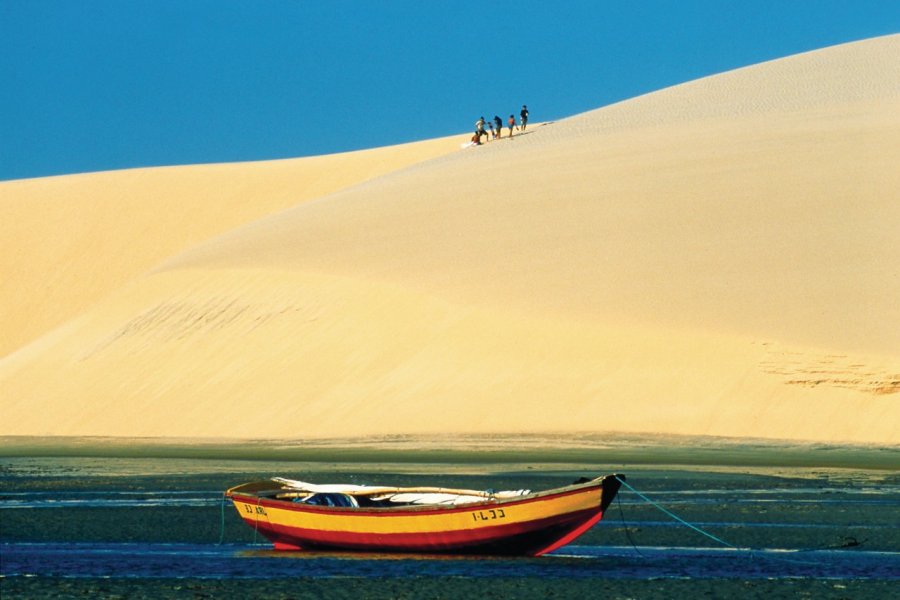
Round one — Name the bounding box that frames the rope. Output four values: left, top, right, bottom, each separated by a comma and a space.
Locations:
615, 475, 740, 549
616, 492, 644, 557
253, 496, 261, 545
613, 475, 823, 566
217, 493, 226, 545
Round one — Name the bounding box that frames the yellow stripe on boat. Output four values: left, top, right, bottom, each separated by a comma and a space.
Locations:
231, 486, 601, 535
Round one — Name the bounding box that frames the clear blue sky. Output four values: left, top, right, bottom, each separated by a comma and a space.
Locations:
2, 1, 898, 181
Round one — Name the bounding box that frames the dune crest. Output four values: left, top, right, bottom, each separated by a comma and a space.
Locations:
2, 35, 898, 443
565, 33, 900, 133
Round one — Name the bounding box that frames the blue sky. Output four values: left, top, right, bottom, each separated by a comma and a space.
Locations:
1, 1, 898, 181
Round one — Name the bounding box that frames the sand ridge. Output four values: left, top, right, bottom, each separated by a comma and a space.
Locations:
1, 35, 898, 443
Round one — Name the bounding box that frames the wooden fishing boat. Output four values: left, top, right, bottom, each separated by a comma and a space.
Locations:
225, 474, 623, 556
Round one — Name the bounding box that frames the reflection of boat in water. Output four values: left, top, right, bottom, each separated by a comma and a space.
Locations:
226, 474, 623, 556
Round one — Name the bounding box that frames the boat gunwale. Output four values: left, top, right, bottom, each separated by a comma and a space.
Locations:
227, 476, 607, 517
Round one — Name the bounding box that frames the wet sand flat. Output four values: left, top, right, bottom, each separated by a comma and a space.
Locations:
2, 576, 896, 600
2, 433, 897, 470
1, 438, 897, 598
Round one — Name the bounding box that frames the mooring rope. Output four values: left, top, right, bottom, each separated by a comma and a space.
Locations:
616, 492, 645, 557
217, 493, 226, 545
216, 493, 266, 546
253, 496, 262, 545
614, 475, 740, 549
613, 475, 823, 566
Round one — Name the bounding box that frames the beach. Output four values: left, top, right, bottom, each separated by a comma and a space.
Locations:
2, 438, 898, 598
2, 32, 900, 599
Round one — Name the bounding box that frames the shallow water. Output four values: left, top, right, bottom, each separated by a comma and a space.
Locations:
1, 451, 898, 598
3, 542, 898, 580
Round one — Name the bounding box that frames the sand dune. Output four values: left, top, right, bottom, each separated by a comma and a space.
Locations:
0, 134, 469, 356
2, 35, 898, 443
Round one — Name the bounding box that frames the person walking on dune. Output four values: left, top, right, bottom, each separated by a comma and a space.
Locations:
475, 116, 487, 145
508, 114, 516, 137
494, 115, 503, 138
520, 104, 529, 130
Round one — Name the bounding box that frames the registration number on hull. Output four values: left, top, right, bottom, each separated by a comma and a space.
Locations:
472, 508, 506, 522
242, 503, 268, 516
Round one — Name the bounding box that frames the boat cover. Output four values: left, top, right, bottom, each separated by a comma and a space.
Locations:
271, 477, 530, 506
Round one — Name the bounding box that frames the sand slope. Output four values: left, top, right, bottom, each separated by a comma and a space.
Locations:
0, 134, 469, 356
2, 35, 898, 443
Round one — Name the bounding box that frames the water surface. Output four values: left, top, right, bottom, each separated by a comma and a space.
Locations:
1, 441, 897, 598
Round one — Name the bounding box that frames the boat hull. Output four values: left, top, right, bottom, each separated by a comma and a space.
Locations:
228, 475, 621, 556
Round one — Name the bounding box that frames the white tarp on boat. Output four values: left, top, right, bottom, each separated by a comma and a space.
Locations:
271, 477, 530, 505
